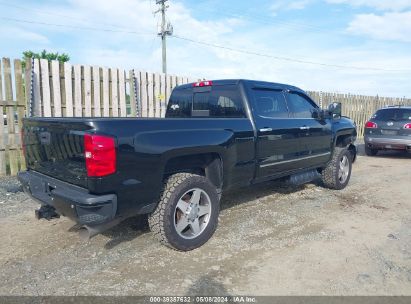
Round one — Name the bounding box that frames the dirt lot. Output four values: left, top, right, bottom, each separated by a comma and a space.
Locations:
0, 146, 410, 296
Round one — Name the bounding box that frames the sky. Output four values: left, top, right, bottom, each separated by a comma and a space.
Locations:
0, 0, 410, 97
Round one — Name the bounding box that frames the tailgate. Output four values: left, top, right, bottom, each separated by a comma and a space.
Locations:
22, 118, 93, 188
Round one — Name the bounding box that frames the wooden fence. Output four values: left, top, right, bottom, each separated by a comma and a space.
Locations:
28, 58, 194, 118
0, 58, 26, 176
0, 56, 410, 176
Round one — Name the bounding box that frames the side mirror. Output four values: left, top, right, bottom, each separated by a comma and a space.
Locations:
312, 108, 330, 120
328, 102, 342, 118
311, 109, 321, 119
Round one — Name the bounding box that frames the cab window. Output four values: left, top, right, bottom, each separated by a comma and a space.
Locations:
191, 85, 246, 118
192, 92, 210, 117
168, 85, 246, 118
209, 85, 245, 118
252, 89, 289, 118
167, 89, 192, 117
286, 92, 317, 118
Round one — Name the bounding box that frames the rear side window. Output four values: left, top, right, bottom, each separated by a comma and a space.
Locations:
286, 92, 317, 118
167, 89, 192, 117
373, 109, 411, 121
209, 85, 245, 118
192, 85, 246, 118
252, 89, 289, 118
168, 85, 246, 118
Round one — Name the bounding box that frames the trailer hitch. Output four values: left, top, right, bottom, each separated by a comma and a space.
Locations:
35, 205, 60, 220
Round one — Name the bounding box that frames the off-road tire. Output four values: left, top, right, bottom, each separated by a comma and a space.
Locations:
321, 147, 352, 190
365, 145, 378, 156
148, 173, 220, 251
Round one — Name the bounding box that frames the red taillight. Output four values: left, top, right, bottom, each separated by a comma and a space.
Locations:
404, 123, 411, 129
365, 121, 378, 128
84, 134, 116, 177
193, 80, 213, 87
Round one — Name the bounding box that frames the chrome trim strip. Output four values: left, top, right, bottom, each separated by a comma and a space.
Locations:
366, 137, 411, 143
260, 152, 331, 168
259, 128, 273, 132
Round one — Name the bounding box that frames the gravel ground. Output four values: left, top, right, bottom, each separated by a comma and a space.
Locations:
0, 176, 35, 218
0, 146, 410, 296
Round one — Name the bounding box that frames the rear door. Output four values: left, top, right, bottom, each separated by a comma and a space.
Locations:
249, 88, 305, 178
285, 91, 332, 167
195, 84, 256, 186
167, 83, 256, 187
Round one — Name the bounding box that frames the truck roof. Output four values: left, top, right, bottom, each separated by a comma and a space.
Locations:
176, 79, 305, 93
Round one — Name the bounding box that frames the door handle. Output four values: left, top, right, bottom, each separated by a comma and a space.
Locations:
299, 126, 310, 130
259, 128, 272, 132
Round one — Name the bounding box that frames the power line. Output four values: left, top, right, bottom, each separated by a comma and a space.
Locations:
197, 5, 344, 35
0, 0, 348, 38
171, 34, 411, 72
0, 1, 136, 30
0, 17, 154, 36
183, 3, 362, 37
2, 16, 410, 73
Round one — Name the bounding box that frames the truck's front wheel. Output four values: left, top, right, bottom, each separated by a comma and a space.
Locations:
321, 147, 352, 190
148, 173, 220, 251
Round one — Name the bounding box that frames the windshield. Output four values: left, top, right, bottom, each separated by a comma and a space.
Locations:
373, 108, 411, 121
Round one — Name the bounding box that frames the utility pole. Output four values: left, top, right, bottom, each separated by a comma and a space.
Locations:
155, 0, 173, 74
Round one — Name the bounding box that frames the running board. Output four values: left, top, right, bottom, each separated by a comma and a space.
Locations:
287, 169, 320, 186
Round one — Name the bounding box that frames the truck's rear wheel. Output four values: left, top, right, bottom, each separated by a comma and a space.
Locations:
148, 173, 220, 251
321, 147, 352, 190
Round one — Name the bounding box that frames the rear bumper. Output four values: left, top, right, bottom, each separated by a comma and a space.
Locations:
364, 136, 411, 150
18, 171, 117, 226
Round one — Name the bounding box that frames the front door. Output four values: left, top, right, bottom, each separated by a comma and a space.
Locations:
250, 88, 306, 178
284, 91, 333, 167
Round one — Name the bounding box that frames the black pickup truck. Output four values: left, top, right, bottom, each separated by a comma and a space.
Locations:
18, 79, 357, 251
